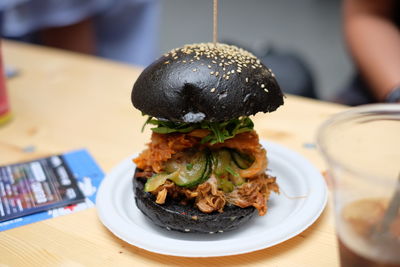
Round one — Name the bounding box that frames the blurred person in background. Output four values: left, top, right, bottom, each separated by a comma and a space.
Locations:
0, 0, 160, 66
337, 0, 400, 105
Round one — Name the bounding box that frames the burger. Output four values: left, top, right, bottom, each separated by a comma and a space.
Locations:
131, 43, 284, 233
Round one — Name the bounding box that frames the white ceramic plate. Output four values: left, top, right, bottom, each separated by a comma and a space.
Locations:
96, 141, 327, 257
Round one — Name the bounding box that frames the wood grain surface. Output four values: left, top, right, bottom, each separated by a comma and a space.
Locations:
0, 40, 346, 267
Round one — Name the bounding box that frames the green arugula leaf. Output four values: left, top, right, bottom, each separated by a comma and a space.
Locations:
142, 116, 254, 144
225, 165, 239, 177
151, 126, 179, 134
141, 116, 153, 132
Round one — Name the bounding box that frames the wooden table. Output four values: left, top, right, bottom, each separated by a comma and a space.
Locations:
0, 40, 345, 266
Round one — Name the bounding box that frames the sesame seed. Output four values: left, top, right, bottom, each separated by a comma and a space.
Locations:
225, 76, 230, 80
215, 72, 219, 76
246, 77, 249, 82
261, 84, 265, 88
164, 61, 170, 64
271, 73, 275, 77
264, 88, 269, 93
210, 71, 214, 74
208, 65, 212, 68
192, 68, 197, 72
164, 43, 265, 79
210, 88, 216, 92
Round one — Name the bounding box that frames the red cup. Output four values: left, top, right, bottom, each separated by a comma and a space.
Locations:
0, 42, 11, 125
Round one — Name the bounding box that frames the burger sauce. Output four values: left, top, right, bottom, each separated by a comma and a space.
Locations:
0, 41, 11, 126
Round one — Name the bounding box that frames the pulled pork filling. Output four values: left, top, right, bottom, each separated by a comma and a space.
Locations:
134, 130, 279, 215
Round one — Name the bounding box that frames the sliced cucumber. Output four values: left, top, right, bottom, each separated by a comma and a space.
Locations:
231, 150, 254, 169
144, 171, 179, 192
164, 159, 181, 173
213, 149, 231, 176
213, 149, 246, 187
172, 150, 210, 188
145, 150, 211, 191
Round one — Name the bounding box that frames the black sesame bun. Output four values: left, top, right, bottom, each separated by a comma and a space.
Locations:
131, 43, 284, 122
133, 174, 256, 234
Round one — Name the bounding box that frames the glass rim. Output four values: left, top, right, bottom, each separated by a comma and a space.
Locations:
316, 103, 400, 183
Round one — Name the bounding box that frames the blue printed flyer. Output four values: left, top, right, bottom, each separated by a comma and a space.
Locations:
0, 149, 104, 231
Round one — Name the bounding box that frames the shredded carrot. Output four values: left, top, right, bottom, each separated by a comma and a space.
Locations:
133, 132, 198, 173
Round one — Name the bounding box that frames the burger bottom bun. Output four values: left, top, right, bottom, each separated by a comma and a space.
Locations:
133, 172, 256, 234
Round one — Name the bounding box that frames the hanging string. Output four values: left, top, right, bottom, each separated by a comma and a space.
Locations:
213, 0, 218, 46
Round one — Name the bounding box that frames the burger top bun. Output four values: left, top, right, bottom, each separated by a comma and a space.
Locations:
131, 43, 284, 123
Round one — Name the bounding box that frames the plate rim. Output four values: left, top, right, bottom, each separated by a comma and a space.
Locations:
96, 141, 327, 257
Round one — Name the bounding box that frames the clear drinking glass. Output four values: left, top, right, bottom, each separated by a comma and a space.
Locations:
317, 104, 400, 267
